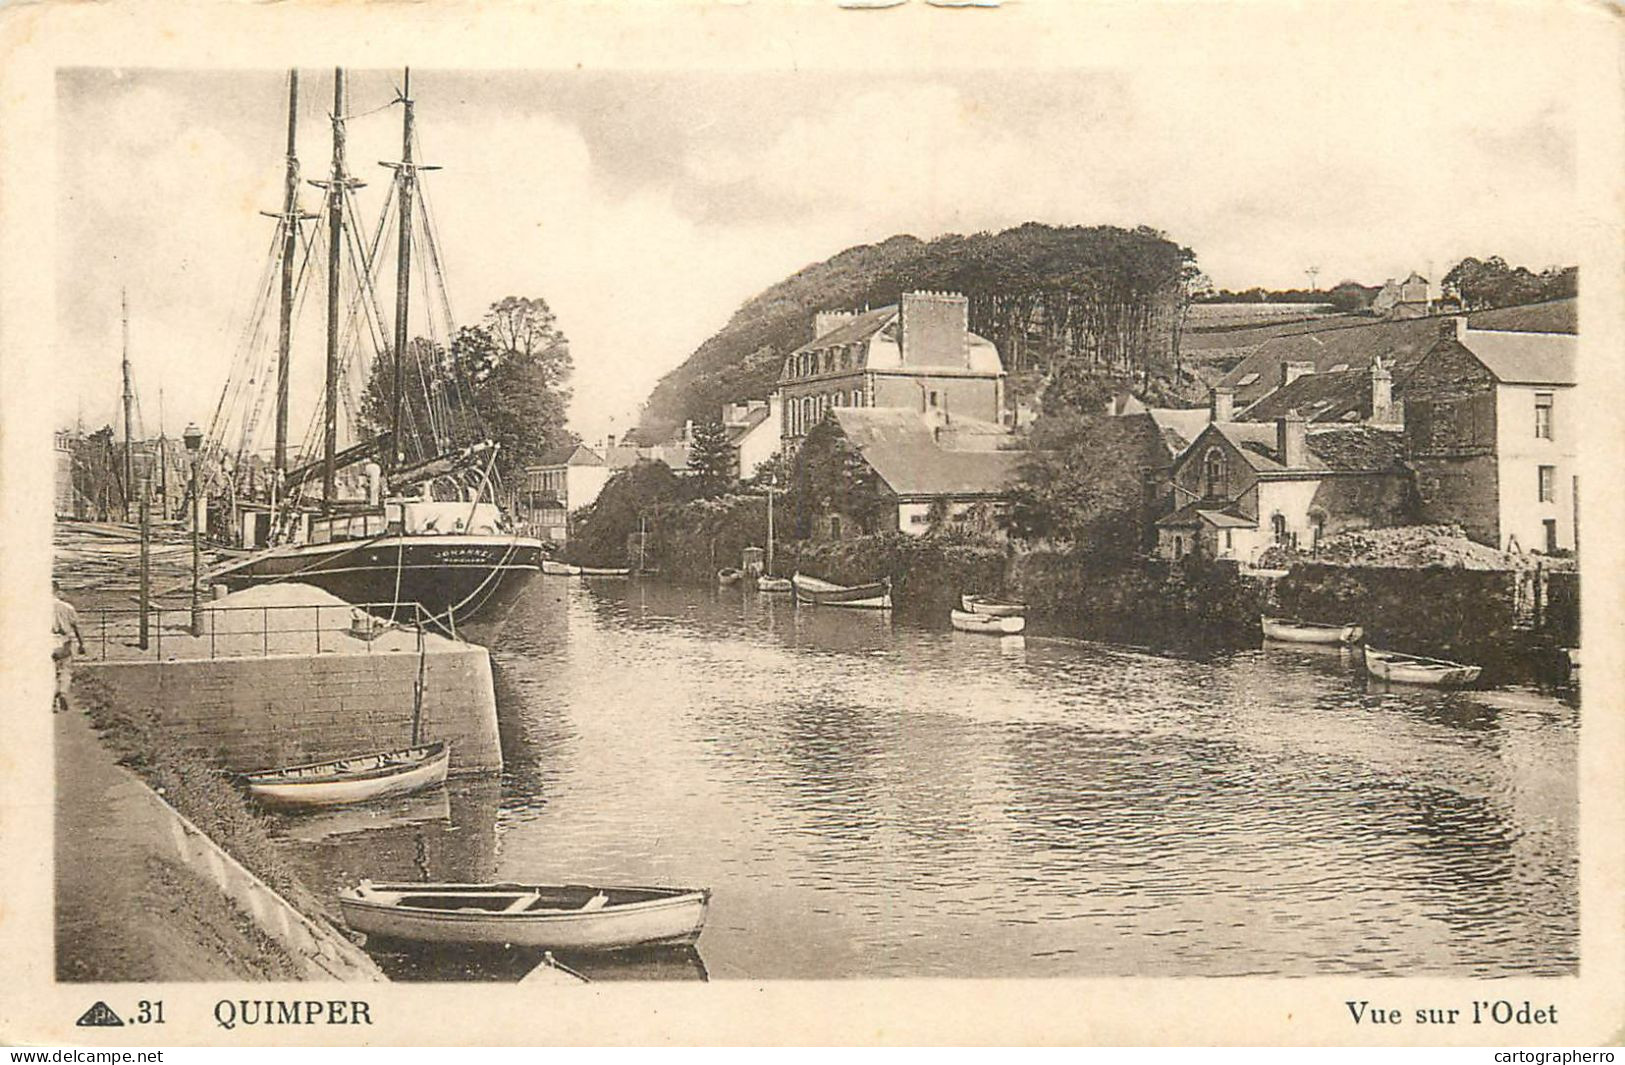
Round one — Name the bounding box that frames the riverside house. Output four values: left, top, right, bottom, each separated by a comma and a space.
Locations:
1404, 318, 1578, 554
813, 407, 1025, 538
1154, 412, 1412, 563
778, 291, 1007, 445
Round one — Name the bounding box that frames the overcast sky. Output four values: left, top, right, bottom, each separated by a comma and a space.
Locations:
55, 24, 1579, 447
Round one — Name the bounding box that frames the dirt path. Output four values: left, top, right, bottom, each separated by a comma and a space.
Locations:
54, 706, 303, 982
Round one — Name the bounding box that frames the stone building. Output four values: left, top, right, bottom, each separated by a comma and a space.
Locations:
777, 291, 1006, 445
1404, 318, 1577, 554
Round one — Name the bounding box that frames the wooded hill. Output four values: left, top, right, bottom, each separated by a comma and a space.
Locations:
639, 223, 1199, 436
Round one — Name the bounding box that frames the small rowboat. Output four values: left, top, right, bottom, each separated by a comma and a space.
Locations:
577, 565, 630, 577
961, 594, 1026, 618
717, 567, 744, 586
1261, 616, 1363, 644
242, 742, 450, 809
950, 608, 1026, 635
756, 575, 793, 593
1363, 646, 1482, 687
791, 572, 892, 609
540, 560, 582, 576
339, 881, 711, 952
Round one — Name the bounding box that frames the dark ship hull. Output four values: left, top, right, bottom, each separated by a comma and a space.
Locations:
211, 534, 544, 633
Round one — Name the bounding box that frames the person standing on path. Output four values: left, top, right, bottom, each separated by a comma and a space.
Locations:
52, 581, 86, 713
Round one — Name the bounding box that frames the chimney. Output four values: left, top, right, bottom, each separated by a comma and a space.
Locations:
605, 433, 616, 450
900, 291, 970, 368
1277, 409, 1308, 468
813, 310, 856, 339
1439, 316, 1468, 341
1280, 360, 1315, 389
1369, 358, 1398, 426
1210, 385, 1235, 423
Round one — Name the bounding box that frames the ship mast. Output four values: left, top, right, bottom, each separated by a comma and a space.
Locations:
382, 68, 439, 479
120, 288, 134, 520
269, 69, 310, 475
309, 68, 363, 508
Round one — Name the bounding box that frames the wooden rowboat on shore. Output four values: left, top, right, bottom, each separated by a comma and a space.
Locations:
339, 881, 711, 952
791, 572, 892, 609
242, 741, 450, 809
1261, 616, 1363, 644
961, 594, 1027, 618
950, 608, 1026, 635
540, 560, 582, 576
1362, 646, 1482, 687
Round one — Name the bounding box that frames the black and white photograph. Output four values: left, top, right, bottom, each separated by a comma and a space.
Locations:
1, 0, 1621, 1048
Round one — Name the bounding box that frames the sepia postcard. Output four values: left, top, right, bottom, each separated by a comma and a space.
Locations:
1, 0, 1622, 1048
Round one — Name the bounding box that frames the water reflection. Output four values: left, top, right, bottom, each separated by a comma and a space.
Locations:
273, 575, 1577, 980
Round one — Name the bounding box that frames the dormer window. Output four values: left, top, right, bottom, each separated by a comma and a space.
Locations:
1237, 373, 1260, 387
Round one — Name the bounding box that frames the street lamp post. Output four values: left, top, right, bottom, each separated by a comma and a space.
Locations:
184, 423, 203, 636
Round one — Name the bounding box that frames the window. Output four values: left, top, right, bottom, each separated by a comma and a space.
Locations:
1237, 373, 1260, 387
1202, 448, 1228, 499
829, 516, 842, 538
910, 512, 928, 525
1538, 465, 1555, 503
1271, 513, 1288, 544
1224, 529, 1233, 552
1544, 518, 1558, 554
1535, 393, 1553, 439
928, 390, 940, 408
852, 389, 863, 407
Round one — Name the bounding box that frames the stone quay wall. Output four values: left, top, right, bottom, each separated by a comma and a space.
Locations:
81, 644, 501, 774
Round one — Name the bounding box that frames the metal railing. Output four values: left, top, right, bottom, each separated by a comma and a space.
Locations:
78, 600, 432, 663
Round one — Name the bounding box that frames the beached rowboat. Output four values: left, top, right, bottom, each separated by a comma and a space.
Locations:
338, 881, 711, 951
717, 567, 743, 586
540, 560, 582, 576
1260, 616, 1363, 644
961, 594, 1027, 618
791, 572, 892, 609
756, 575, 793, 593
577, 566, 630, 577
242, 742, 450, 809
1362, 646, 1481, 687
950, 608, 1026, 635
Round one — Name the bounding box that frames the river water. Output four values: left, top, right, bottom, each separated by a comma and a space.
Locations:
275, 576, 1578, 981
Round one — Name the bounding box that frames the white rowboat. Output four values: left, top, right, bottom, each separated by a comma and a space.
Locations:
791, 572, 892, 609
242, 742, 450, 809
1363, 645, 1482, 687
950, 608, 1026, 635
339, 881, 710, 952
577, 566, 630, 578
961, 594, 1027, 618
541, 560, 582, 576
756, 575, 793, 593
1260, 616, 1363, 644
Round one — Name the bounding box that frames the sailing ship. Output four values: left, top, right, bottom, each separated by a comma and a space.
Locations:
204, 69, 542, 632
754, 481, 792, 592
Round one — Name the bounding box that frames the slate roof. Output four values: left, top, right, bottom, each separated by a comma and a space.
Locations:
531, 442, 604, 468
1460, 330, 1576, 385
785, 303, 1004, 378
1238, 369, 1371, 424
789, 306, 899, 357
1217, 299, 1577, 409
1197, 422, 1406, 476
830, 408, 1025, 499
1144, 408, 1212, 457
1156, 501, 1256, 528
723, 406, 772, 443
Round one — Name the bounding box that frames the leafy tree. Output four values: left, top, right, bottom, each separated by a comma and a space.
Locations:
1443, 257, 1577, 311
566, 460, 684, 566
784, 418, 892, 538
361, 296, 574, 487
1003, 412, 1157, 557
687, 421, 734, 497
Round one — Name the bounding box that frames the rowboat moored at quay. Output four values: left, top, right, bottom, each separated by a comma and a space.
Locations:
756, 575, 793, 593
961, 594, 1027, 618
1362, 646, 1482, 687
241, 741, 450, 809
1260, 616, 1364, 644
578, 565, 631, 578
791, 572, 892, 610
541, 559, 582, 576
950, 608, 1026, 635
717, 567, 744, 586
338, 881, 711, 951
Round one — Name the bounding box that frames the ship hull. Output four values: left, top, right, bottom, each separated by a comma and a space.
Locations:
210, 534, 543, 632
